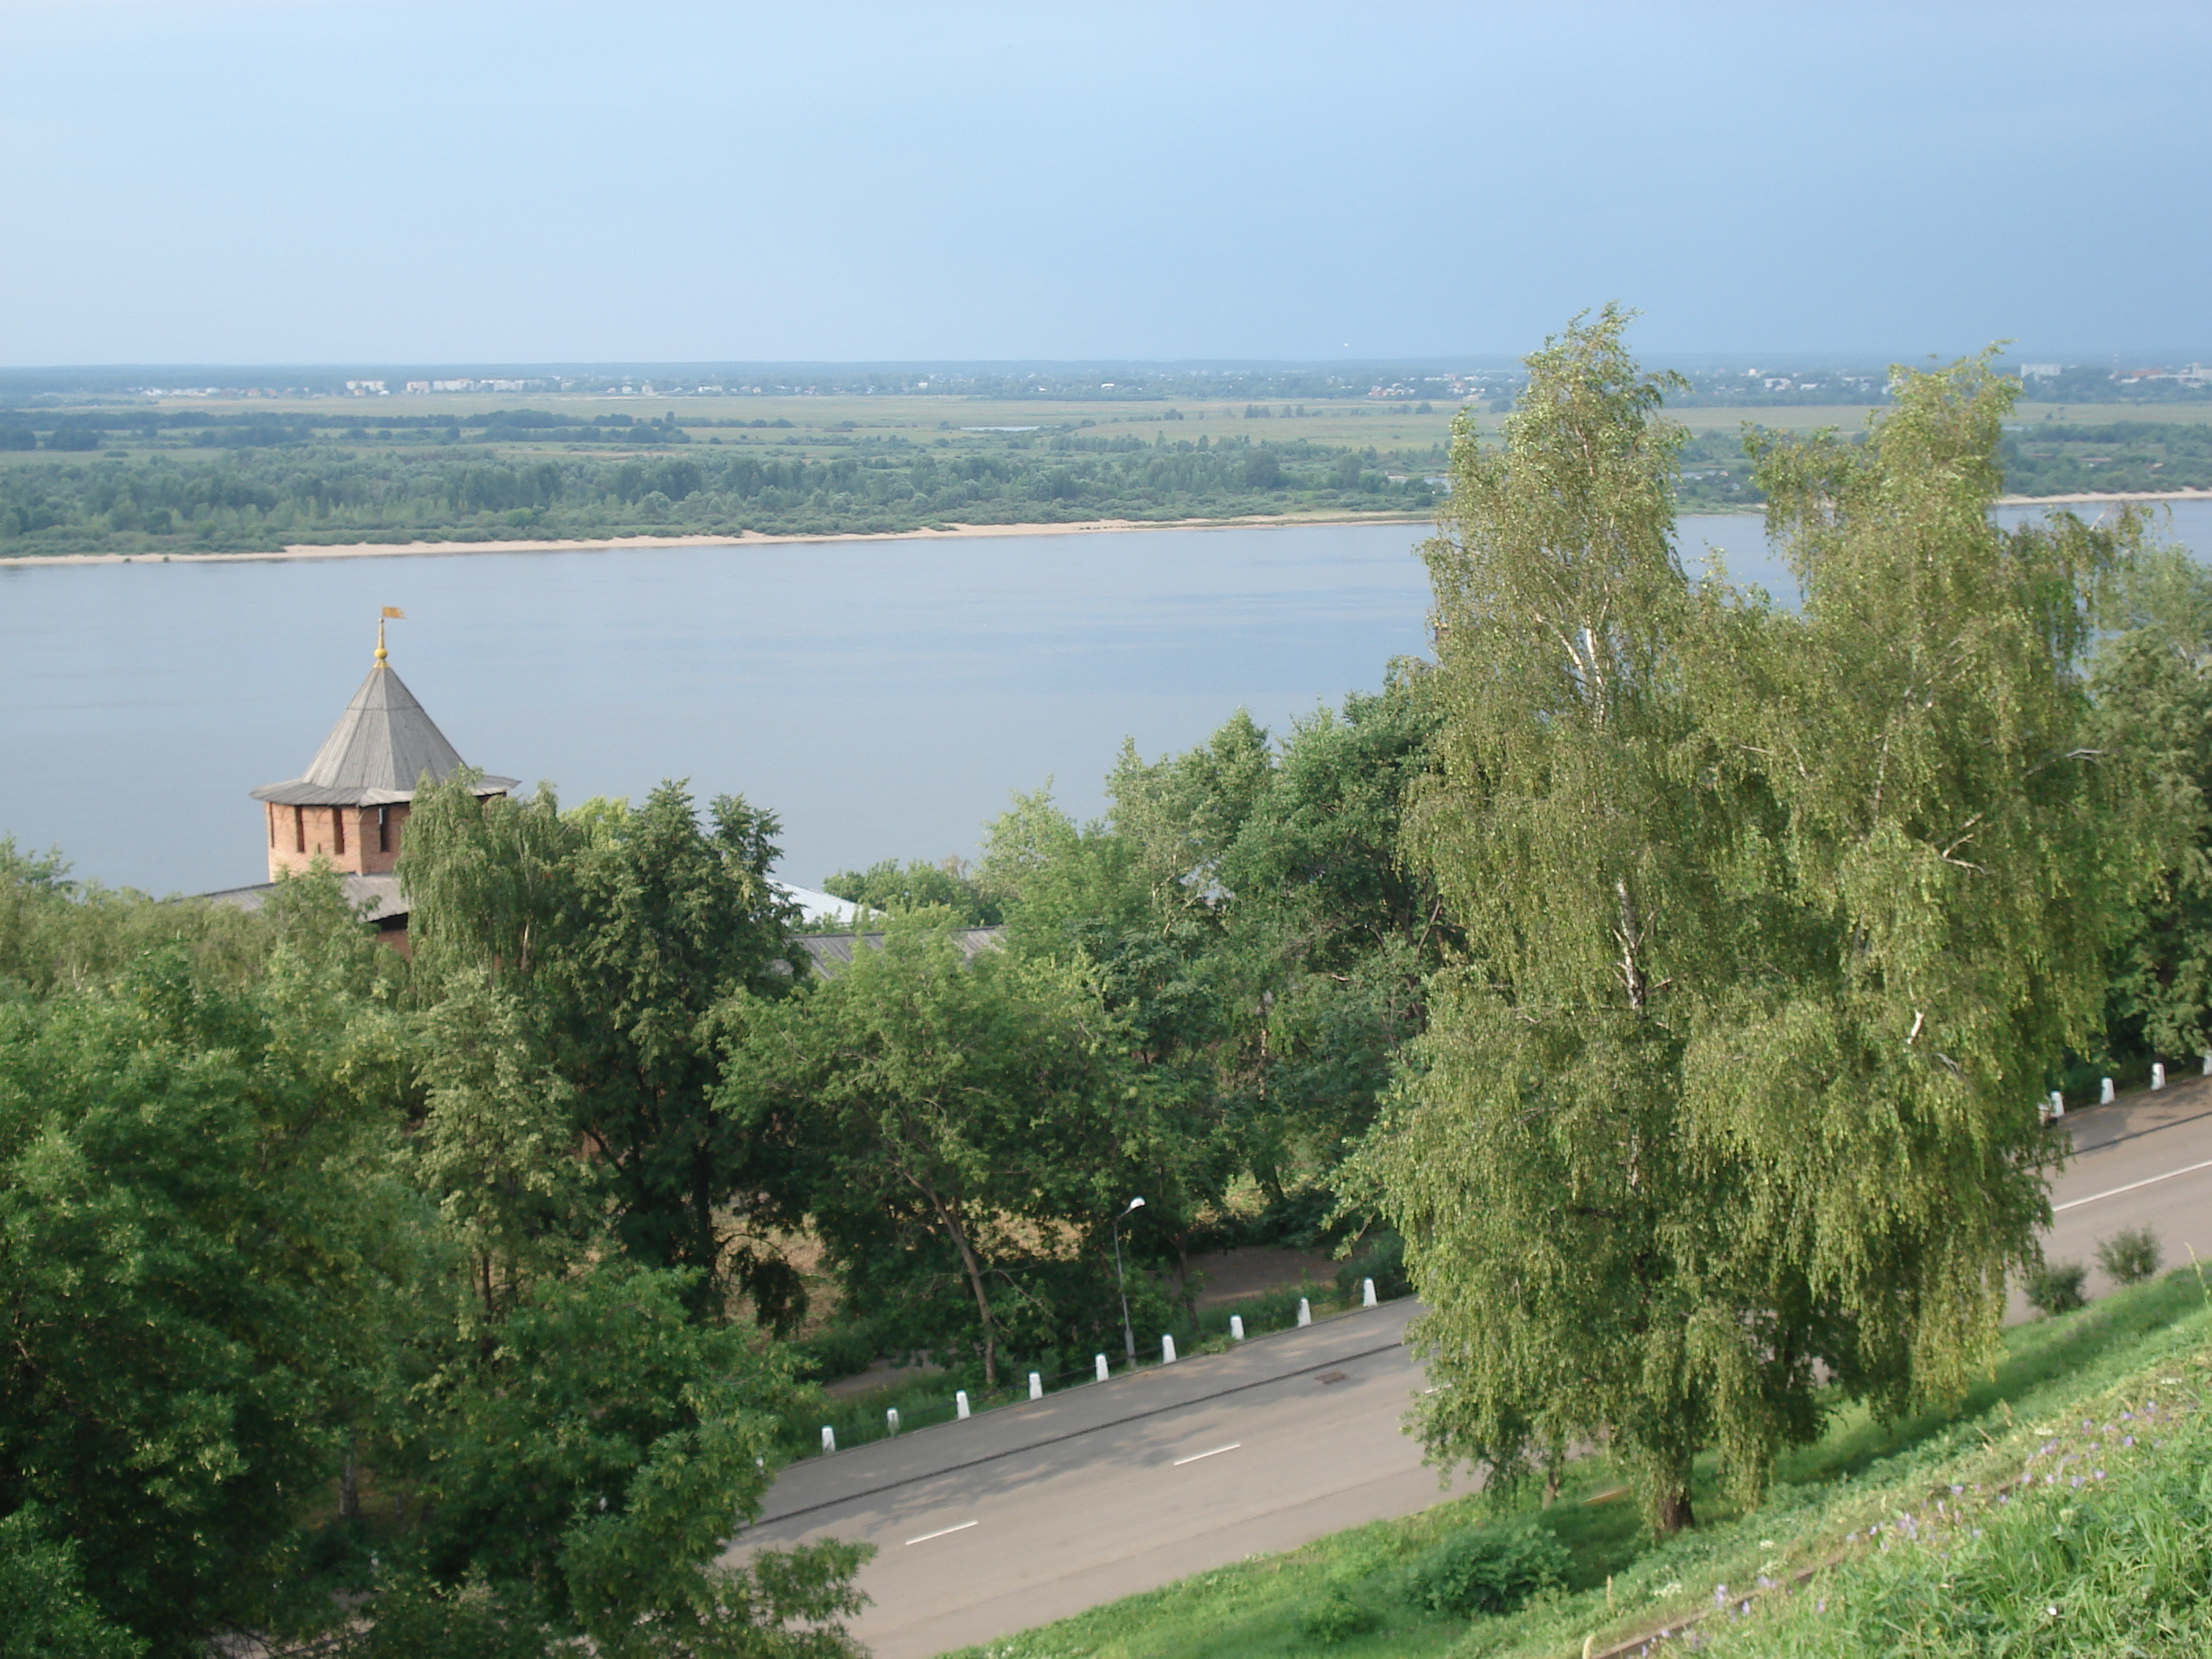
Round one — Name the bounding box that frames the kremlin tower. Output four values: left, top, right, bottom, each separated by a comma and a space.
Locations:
240, 615, 515, 925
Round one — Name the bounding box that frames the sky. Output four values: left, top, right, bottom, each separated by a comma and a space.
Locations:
2, 0, 2206, 366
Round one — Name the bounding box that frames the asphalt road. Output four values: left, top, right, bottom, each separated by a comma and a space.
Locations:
734, 1085, 2212, 1659
2038, 1076, 2212, 1298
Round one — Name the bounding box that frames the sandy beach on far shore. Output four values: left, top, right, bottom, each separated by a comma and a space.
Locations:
2, 490, 2203, 570
1993, 488, 2212, 507
0, 512, 1430, 569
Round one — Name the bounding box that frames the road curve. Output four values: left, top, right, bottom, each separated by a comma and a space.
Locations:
734, 1082, 2212, 1659
734, 1302, 1471, 1659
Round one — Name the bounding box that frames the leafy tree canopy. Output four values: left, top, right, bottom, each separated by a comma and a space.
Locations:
1364, 310, 2152, 1534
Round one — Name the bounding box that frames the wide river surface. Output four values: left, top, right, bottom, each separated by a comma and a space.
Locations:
4, 502, 2208, 898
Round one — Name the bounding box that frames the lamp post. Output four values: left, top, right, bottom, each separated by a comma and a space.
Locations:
1111, 1196, 1145, 1365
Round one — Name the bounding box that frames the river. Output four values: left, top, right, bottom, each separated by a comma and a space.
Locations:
3, 501, 2207, 897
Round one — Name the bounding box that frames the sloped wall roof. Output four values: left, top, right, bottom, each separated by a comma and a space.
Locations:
251, 662, 517, 808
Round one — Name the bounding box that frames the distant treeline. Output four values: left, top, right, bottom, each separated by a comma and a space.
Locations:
5, 418, 2204, 555
2000, 420, 2212, 496
0, 433, 1444, 552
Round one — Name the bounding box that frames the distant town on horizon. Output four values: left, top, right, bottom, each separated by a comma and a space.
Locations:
5, 355, 2212, 411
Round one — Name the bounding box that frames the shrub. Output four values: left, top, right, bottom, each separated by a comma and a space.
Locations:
2026, 1259, 2089, 1317
2095, 1225, 2164, 1286
1295, 1588, 1379, 1644
1336, 1230, 1410, 1303
1404, 1524, 1567, 1617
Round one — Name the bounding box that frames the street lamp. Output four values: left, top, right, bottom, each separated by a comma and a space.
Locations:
1111, 1196, 1146, 1365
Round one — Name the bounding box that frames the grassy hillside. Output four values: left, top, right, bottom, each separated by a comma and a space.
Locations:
940, 1271, 2212, 1659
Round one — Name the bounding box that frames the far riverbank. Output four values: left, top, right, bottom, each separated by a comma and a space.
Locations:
5, 491, 2203, 571
0, 511, 1432, 569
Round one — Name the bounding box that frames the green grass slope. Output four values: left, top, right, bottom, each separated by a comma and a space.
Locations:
938, 1272, 2212, 1659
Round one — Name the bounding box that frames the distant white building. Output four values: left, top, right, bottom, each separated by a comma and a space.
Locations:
2020, 364, 2064, 380
405, 381, 430, 394
345, 379, 389, 395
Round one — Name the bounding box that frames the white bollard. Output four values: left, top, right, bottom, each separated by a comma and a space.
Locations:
886, 1408, 899, 1434
1297, 1297, 1312, 1328
1229, 1315, 1245, 1342
2049, 1090, 2065, 1120
2101, 1076, 2117, 1105
1029, 1372, 1043, 1401
1362, 1277, 1378, 1309
1095, 1353, 1110, 1382
1162, 1335, 1177, 1364
955, 1390, 971, 1420
2153, 1063, 2166, 1091
2202, 1052, 2210, 1076
821, 1426, 836, 1455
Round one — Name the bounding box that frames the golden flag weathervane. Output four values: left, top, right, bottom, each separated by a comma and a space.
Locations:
375, 606, 405, 663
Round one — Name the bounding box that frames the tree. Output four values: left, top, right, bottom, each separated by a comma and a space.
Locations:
982, 775, 1244, 1294
728, 911, 1147, 1386
0, 1507, 145, 1659
402, 776, 812, 1327
1108, 708, 1276, 914
2089, 546, 2212, 1060
385, 1263, 871, 1659
1213, 672, 1450, 1184
1364, 313, 2144, 1535
0, 914, 407, 1654
820, 855, 1002, 925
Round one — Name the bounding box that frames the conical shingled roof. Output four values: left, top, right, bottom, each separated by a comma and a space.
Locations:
251, 661, 518, 808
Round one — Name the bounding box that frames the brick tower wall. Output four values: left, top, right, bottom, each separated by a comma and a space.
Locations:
264, 801, 412, 881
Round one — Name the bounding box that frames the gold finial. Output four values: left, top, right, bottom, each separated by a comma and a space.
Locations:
377, 606, 405, 664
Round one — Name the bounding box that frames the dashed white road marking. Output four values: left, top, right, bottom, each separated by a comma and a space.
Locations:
1172, 1443, 1243, 1467
904, 1521, 979, 1546
2053, 1155, 2212, 1213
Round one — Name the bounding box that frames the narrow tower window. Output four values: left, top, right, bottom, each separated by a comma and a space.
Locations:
377, 806, 390, 853
294, 805, 306, 854
333, 808, 346, 857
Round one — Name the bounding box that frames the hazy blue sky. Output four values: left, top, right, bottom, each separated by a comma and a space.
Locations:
3, 1, 2203, 365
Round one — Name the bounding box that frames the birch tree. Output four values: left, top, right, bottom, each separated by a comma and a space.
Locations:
1368, 315, 2148, 1535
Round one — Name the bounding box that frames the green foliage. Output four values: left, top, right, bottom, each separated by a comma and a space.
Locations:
1110, 708, 1277, 912
0, 937, 406, 1655
1404, 1524, 1567, 1616
402, 775, 812, 1326
960, 673, 1448, 1281
1335, 1229, 1411, 1302
1697, 1359, 2212, 1657
728, 910, 1152, 1386
1369, 313, 2152, 1537
0, 1507, 146, 1659
820, 855, 1001, 925
2089, 548, 2212, 1061
0, 837, 873, 1658
0, 427, 1441, 555
2095, 1225, 2164, 1287
1999, 418, 2212, 496
343, 1569, 550, 1659
0, 836, 274, 995
1297, 1588, 1382, 1643
386, 1262, 873, 1657
2027, 1261, 2090, 1317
